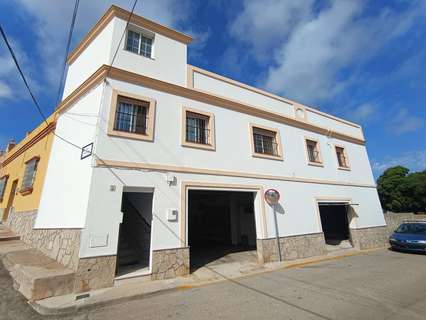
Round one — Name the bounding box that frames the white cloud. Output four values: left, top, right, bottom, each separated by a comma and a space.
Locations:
0, 37, 39, 101
372, 149, 426, 175
0, 81, 12, 99
230, 0, 314, 59
186, 29, 210, 60
346, 103, 376, 124
11, 0, 193, 91
230, 0, 426, 105
389, 108, 424, 135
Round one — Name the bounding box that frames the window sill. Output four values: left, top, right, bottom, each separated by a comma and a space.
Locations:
19, 187, 33, 196
123, 49, 155, 61
252, 153, 283, 161
182, 141, 216, 151
338, 166, 351, 171
108, 130, 154, 142
308, 161, 324, 167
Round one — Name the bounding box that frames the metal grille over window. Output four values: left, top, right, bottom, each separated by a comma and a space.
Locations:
336, 147, 348, 168
22, 158, 39, 190
114, 98, 149, 135
253, 129, 279, 156
186, 113, 209, 144
126, 30, 152, 58
0, 177, 7, 199
126, 30, 140, 54
307, 140, 321, 163
140, 36, 152, 58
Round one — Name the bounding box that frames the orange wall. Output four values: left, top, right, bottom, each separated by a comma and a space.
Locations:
0, 119, 56, 216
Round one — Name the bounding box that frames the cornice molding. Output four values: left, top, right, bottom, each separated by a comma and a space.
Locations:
96, 159, 376, 189
67, 5, 192, 64
1, 122, 56, 167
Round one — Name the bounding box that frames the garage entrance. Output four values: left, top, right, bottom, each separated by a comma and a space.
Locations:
188, 190, 258, 271
318, 203, 352, 248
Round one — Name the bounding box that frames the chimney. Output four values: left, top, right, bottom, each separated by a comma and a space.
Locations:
6, 139, 16, 152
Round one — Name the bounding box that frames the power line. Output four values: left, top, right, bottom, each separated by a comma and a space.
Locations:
107, 0, 138, 75
0, 0, 139, 186
0, 25, 49, 126
55, 0, 80, 107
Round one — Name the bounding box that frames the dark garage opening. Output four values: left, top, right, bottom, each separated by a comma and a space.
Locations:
188, 190, 258, 272
318, 203, 351, 246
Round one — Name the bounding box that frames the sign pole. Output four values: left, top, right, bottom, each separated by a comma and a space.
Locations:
264, 188, 283, 262
273, 203, 282, 262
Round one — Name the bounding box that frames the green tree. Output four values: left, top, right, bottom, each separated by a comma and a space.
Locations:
404, 171, 426, 212
377, 166, 409, 212
377, 166, 426, 213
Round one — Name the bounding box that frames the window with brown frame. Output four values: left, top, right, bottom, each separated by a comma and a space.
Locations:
185, 112, 210, 145
335, 146, 349, 168
108, 91, 156, 142
306, 139, 322, 164
181, 107, 215, 151
21, 157, 39, 193
0, 175, 8, 201
113, 96, 149, 135
252, 127, 280, 157
125, 29, 154, 58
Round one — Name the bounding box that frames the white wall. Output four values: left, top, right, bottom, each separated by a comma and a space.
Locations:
62, 15, 187, 100
108, 19, 187, 86
36, 84, 104, 228
54, 10, 383, 261
77, 167, 385, 258
62, 22, 114, 99
95, 79, 375, 187
192, 69, 364, 140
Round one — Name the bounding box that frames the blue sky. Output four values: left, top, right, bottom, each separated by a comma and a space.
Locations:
0, 0, 425, 177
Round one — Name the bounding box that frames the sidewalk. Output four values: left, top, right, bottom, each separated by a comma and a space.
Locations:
30, 247, 372, 316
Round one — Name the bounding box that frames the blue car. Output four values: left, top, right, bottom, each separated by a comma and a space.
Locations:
389, 222, 426, 253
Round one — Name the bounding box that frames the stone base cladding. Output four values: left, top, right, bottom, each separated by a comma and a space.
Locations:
151, 247, 189, 280
349, 226, 388, 250
384, 213, 426, 237
257, 233, 327, 263
6, 210, 81, 270
74, 256, 117, 293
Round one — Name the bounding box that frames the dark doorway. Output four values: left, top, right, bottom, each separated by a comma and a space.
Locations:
3, 180, 18, 222
188, 190, 257, 272
318, 203, 350, 246
116, 191, 153, 278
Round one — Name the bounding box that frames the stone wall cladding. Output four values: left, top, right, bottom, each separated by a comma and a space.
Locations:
151, 247, 189, 280
74, 256, 117, 293
6, 210, 81, 271
257, 233, 327, 263
384, 213, 426, 237
350, 226, 388, 250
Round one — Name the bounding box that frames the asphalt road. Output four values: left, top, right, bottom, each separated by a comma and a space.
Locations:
1, 249, 425, 320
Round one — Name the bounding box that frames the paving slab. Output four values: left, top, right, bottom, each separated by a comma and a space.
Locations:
0, 240, 29, 256
3, 248, 75, 301
0, 225, 20, 241
32, 247, 370, 316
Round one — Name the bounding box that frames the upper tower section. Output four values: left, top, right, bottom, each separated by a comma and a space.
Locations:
62, 5, 192, 99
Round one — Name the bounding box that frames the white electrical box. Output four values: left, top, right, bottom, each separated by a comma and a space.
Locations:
167, 209, 178, 221
89, 234, 109, 248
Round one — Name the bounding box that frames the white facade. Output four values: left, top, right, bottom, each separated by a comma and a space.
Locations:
37, 8, 385, 271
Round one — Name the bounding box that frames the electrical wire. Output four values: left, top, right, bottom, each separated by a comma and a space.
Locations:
55, 0, 80, 107
0, 0, 139, 186
0, 25, 49, 126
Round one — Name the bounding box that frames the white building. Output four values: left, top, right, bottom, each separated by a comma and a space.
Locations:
9, 6, 388, 292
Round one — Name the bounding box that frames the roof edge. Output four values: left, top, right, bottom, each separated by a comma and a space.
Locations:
67, 5, 192, 65
188, 64, 362, 130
